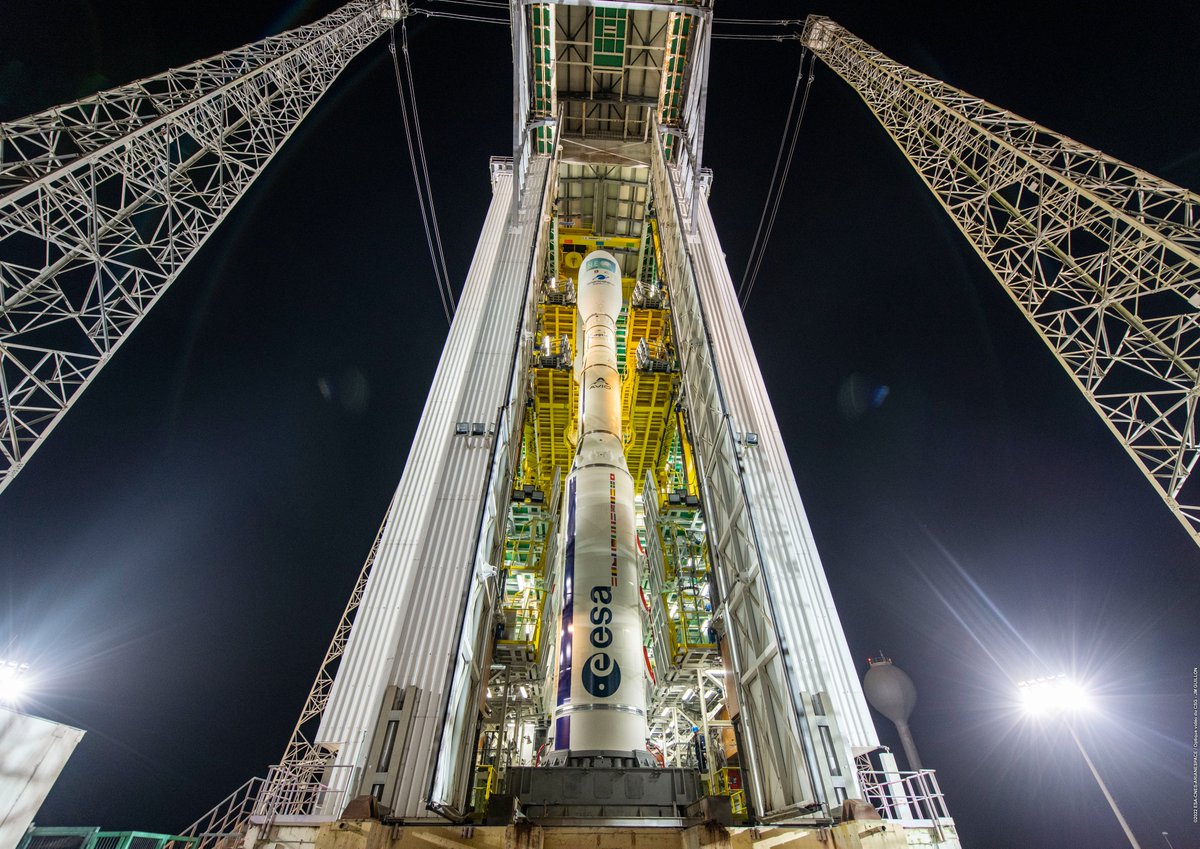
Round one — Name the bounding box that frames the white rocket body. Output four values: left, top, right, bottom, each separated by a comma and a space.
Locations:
551, 250, 648, 755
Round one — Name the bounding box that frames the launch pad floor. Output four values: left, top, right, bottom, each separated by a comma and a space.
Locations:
245, 817, 960, 849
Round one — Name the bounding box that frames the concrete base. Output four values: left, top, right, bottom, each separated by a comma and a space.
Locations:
244, 818, 962, 849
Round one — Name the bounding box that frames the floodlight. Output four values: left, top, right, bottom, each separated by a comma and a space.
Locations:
1016, 673, 1141, 848
0, 661, 30, 703
1016, 674, 1091, 715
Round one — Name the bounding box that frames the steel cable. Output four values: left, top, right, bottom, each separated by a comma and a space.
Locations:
412, 8, 508, 25
711, 33, 801, 41
389, 24, 455, 323
429, 0, 507, 8
737, 46, 806, 304
716, 17, 805, 25
401, 21, 455, 310
739, 48, 815, 310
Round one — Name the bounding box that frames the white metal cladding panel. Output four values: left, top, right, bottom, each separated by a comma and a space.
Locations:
428, 155, 557, 815
316, 170, 514, 788
391, 158, 551, 816
0, 709, 85, 849
689, 197, 878, 754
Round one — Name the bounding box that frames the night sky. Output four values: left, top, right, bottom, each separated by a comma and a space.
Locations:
2, 2, 1199, 848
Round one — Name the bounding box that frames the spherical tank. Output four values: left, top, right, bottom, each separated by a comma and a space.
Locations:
863, 657, 917, 724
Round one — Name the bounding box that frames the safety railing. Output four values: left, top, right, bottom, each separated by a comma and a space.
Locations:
176, 778, 264, 849
20, 829, 197, 849
253, 763, 356, 819
857, 768, 953, 840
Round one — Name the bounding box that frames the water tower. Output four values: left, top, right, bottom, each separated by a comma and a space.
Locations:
863, 655, 922, 771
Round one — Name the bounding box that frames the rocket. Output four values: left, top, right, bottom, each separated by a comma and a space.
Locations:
549, 250, 649, 760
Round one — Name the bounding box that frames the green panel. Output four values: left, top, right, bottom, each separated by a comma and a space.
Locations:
530, 3, 554, 153
592, 8, 628, 71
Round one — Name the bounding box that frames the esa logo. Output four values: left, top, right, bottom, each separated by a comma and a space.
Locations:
582, 585, 621, 697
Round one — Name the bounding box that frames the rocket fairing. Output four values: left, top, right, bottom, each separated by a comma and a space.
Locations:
550, 250, 649, 758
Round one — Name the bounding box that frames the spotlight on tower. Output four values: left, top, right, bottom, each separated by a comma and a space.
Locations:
1017, 675, 1141, 849
1016, 674, 1092, 715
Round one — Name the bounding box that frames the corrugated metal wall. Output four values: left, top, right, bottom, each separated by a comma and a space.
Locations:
316, 158, 551, 817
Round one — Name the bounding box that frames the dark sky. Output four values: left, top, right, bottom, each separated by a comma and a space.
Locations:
2, 2, 1199, 848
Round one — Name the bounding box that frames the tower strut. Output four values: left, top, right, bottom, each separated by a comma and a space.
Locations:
802, 16, 1200, 546
0, 0, 404, 494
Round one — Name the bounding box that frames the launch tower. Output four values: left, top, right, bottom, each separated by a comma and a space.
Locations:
287, 0, 887, 830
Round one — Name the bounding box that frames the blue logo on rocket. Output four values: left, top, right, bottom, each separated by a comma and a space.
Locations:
582, 653, 622, 697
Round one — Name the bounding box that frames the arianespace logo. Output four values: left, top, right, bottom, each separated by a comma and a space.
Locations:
588, 376, 612, 390
585, 257, 618, 273
582, 585, 621, 697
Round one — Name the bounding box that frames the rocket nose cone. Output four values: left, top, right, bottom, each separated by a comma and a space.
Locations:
577, 250, 622, 319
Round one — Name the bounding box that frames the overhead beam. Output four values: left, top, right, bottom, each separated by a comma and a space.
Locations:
522, 0, 705, 16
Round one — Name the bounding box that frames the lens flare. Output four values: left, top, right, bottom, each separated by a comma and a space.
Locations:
1017, 675, 1092, 715
0, 661, 30, 704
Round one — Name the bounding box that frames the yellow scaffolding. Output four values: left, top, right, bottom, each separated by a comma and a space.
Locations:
558, 229, 640, 276
497, 581, 543, 662
470, 764, 495, 814
712, 767, 747, 817
530, 367, 576, 488
623, 369, 676, 487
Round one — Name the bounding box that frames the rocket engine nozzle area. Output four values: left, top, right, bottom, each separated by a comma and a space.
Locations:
549, 250, 651, 764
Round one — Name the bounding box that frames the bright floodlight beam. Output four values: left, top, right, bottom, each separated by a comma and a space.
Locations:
1016, 674, 1092, 715
1018, 676, 1143, 849
0, 660, 30, 703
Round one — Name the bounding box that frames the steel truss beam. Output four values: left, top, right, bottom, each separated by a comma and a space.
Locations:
0, 1, 401, 494
273, 512, 389, 795
804, 16, 1200, 545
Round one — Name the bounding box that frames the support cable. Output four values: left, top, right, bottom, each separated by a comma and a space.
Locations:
737, 47, 814, 309
429, 0, 507, 8
741, 57, 815, 309
716, 17, 805, 26
389, 24, 455, 323
736, 46, 805, 304
401, 21, 454, 309
412, 8, 508, 25
713, 15, 804, 40
711, 33, 801, 41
